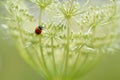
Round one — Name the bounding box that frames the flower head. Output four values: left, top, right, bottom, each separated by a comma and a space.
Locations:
1, 0, 120, 80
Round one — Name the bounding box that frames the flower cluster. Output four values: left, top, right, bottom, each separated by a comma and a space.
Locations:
1, 0, 120, 80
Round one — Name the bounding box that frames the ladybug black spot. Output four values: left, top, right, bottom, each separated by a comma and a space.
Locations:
38, 25, 43, 30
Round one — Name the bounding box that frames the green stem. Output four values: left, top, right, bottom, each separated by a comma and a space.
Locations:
64, 19, 70, 79
17, 17, 49, 79
71, 54, 89, 79
69, 40, 87, 79
39, 9, 43, 25
39, 36, 49, 73
31, 45, 50, 79
16, 17, 43, 76
39, 8, 51, 79
69, 24, 95, 79
71, 44, 85, 70
51, 37, 57, 74
16, 17, 48, 79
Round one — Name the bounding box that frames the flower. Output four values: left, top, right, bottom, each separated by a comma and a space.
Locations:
1, 0, 120, 80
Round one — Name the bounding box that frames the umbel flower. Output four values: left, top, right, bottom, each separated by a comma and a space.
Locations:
1, 0, 120, 80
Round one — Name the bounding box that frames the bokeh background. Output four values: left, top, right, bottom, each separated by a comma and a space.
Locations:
0, 0, 120, 80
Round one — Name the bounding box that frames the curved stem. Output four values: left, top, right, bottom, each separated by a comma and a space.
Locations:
16, 17, 42, 76
51, 37, 57, 74
69, 40, 87, 79
71, 54, 89, 79
16, 12, 49, 79
16, 16, 48, 79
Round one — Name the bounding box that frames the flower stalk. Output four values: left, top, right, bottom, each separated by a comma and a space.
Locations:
1, 0, 120, 80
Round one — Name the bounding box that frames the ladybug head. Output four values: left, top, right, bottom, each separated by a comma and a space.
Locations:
38, 25, 43, 30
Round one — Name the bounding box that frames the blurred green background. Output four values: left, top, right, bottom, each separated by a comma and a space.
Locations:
0, 0, 120, 80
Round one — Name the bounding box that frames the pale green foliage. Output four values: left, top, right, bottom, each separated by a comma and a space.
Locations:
1, 0, 120, 80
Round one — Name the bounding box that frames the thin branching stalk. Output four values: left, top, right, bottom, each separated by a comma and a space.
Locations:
38, 8, 52, 79
51, 36, 57, 74
63, 19, 71, 80
1, 0, 120, 80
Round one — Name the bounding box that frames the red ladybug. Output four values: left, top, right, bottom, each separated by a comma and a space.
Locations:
35, 25, 43, 35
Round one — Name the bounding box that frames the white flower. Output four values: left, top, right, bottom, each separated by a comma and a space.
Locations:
1, 0, 120, 80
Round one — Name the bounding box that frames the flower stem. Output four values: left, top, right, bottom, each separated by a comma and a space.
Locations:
51, 37, 57, 74
16, 16, 41, 75
39, 9, 43, 25
64, 19, 70, 78
39, 8, 51, 78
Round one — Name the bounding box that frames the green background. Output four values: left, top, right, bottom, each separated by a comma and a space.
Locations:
0, 0, 120, 80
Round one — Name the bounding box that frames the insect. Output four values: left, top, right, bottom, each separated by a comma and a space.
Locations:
35, 25, 43, 35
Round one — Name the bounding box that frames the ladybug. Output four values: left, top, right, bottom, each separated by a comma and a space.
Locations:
35, 25, 43, 35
